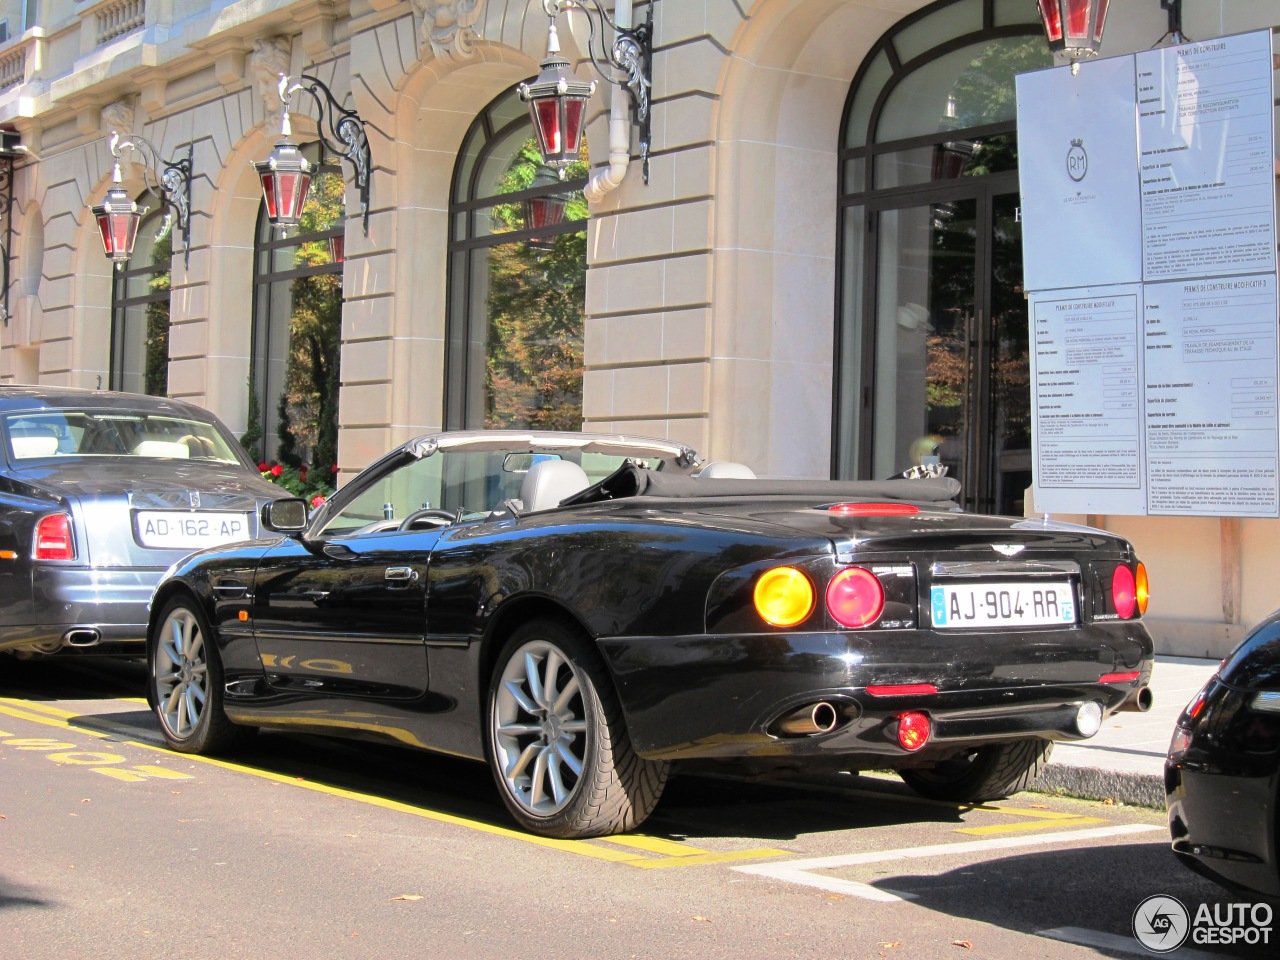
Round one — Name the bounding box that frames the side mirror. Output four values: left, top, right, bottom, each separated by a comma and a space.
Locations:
261, 498, 308, 534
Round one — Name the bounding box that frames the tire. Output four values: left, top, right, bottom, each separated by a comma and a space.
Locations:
899, 737, 1054, 803
486, 618, 669, 838
149, 596, 246, 754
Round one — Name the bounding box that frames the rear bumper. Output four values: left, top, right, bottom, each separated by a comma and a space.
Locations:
0, 566, 160, 653
596, 623, 1153, 762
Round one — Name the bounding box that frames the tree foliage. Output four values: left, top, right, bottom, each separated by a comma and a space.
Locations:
482, 140, 589, 430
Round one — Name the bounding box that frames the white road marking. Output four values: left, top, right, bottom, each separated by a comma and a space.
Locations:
733, 823, 1162, 902
1038, 926, 1219, 959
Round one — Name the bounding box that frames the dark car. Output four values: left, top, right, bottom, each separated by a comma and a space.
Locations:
0, 385, 288, 658
145, 430, 1155, 838
1166, 614, 1280, 897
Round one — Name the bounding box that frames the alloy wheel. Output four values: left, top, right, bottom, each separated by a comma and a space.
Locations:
491, 639, 589, 817
154, 607, 209, 740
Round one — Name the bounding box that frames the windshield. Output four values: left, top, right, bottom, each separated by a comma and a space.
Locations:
318, 445, 667, 537
3, 410, 244, 464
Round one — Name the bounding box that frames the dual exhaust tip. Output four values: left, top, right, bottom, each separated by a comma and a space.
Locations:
62, 628, 102, 648
776, 701, 844, 737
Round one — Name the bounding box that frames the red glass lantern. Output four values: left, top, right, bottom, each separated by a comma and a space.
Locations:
523, 165, 568, 248
1037, 0, 1109, 59
328, 233, 345, 264
253, 135, 313, 232
519, 19, 596, 170
90, 178, 142, 267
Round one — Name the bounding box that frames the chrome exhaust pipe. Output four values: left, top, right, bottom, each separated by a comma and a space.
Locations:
777, 701, 840, 736
63, 629, 101, 648
1119, 686, 1153, 712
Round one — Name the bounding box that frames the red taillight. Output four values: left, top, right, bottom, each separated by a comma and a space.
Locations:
866, 683, 939, 697
896, 712, 931, 751
826, 566, 885, 628
827, 502, 920, 516
1112, 564, 1136, 619
34, 513, 75, 561
1099, 671, 1140, 684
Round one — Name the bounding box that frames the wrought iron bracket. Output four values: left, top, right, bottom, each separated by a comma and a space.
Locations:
111, 133, 194, 268
545, 0, 653, 183
280, 74, 372, 235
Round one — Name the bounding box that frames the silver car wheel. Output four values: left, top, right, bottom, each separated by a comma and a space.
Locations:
154, 606, 209, 740
491, 639, 589, 818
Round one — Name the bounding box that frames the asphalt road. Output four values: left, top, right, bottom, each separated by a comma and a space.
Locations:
2, 656, 1275, 960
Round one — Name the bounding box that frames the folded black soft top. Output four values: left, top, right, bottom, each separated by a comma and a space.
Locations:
562, 461, 962, 508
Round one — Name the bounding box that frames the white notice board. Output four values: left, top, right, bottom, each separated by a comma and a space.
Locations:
1018, 30, 1279, 517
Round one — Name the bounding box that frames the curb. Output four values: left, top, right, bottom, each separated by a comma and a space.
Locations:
1033, 762, 1166, 810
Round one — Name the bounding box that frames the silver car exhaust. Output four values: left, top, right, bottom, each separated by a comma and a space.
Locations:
1118, 686, 1153, 712
62, 629, 101, 648
777, 701, 840, 736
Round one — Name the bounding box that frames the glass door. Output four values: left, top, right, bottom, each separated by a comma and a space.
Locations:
867, 188, 1028, 515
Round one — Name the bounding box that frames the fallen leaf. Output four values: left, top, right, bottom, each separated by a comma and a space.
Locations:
1030, 804, 1049, 809
692, 916, 711, 923
1102, 798, 1115, 805
388, 895, 423, 902
879, 941, 901, 948
0, 814, 6, 820
952, 940, 973, 950
81, 798, 91, 803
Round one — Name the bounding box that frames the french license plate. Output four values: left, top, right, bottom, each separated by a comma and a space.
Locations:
135, 511, 251, 549
930, 581, 1076, 629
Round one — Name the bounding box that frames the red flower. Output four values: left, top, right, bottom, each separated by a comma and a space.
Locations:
331, 464, 340, 474
299, 467, 309, 481
271, 464, 284, 477
310, 494, 327, 508
257, 462, 269, 472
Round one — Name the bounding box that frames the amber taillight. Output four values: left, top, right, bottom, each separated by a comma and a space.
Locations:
1135, 562, 1149, 615
34, 514, 75, 561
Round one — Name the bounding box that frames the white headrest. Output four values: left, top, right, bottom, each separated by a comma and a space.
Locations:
133, 440, 190, 459
519, 459, 591, 512
695, 461, 757, 479
11, 435, 59, 459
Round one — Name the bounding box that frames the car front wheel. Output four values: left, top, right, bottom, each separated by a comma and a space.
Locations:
149, 597, 244, 754
899, 737, 1054, 803
487, 618, 668, 838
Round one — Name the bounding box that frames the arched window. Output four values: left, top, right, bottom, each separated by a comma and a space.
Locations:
835, 0, 1050, 515
247, 146, 345, 475
445, 85, 590, 430
110, 200, 171, 395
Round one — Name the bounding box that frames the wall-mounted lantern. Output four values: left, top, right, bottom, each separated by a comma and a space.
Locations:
89, 132, 193, 268
255, 74, 371, 236
520, 0, 652, 184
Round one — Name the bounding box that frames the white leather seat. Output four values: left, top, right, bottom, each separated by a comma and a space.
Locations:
695, 461, 756, 479
10, 434, 59, 458
519, 459, 591, 512
133, 440, 190, 458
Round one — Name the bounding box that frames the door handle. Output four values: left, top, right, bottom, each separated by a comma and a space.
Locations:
385, 566, 418, 582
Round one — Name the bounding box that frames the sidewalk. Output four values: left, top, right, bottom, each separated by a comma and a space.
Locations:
1035, 656, 1220, 808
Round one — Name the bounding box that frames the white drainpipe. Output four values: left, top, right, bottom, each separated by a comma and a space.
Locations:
583, 0, 634, 203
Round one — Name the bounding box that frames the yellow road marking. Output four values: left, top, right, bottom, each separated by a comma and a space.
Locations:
627, 848, 794, 868
0, 697, 789, 868
955, 817, 1106, 836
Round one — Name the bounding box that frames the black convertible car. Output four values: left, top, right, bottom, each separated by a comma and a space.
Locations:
146, 431, 1154, 838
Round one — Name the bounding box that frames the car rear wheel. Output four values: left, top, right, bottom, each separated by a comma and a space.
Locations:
150, 597, 245, 754
487, 618, 668, 838
899, 737, 1054, 803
